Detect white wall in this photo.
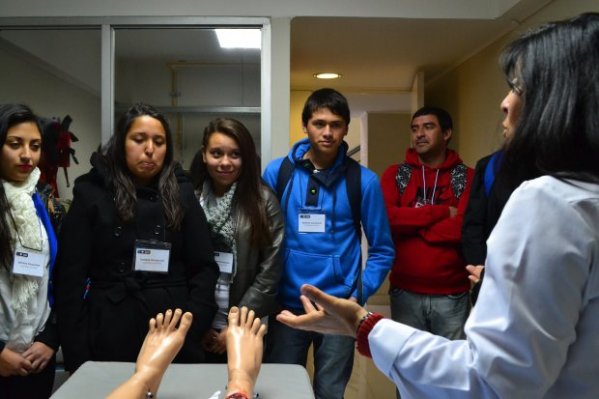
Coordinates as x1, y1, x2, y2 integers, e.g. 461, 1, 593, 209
115, 62, 260, 108
115, 58, 262, 169
0, 40, 101, 200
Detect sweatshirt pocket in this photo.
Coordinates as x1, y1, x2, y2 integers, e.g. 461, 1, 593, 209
284, 249, 352, 298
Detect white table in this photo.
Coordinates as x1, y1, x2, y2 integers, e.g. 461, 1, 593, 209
51, 361, 315, 398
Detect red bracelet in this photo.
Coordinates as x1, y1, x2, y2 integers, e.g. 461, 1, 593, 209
356, 312, 384, 358
225, 392, 250, 399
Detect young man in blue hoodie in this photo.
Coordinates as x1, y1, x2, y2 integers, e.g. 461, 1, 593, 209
262, 88, 394, 399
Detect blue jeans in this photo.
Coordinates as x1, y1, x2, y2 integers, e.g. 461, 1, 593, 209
265, 314, 355, 399
389, 288, 470, 339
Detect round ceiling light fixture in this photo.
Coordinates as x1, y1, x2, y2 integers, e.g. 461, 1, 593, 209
314, 72, 342, 79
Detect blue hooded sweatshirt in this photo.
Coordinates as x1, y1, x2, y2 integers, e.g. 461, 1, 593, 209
263, 138, 394, 310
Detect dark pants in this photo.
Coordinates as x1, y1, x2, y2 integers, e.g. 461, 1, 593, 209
203, 349, 227, 364
265, 315, 355, 399
0, 355, 56, 399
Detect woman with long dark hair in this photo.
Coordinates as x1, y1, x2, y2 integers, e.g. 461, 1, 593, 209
0, 104, 59, 398
277, 13, 599, 398
54, 103, 219, 372
189, 117, 283, 362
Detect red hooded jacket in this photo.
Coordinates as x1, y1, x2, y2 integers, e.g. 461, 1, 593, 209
381, 148, 473, 294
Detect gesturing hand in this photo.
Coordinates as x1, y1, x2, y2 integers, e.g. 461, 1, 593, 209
276, 284, 369, 337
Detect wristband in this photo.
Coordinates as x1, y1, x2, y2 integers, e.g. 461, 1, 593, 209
225, 392, 250, 399
355, 312, 384, 358
356, 311, 373, 332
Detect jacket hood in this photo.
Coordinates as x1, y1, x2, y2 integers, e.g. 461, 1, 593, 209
404, 148, 463, 170
88, 152, 112, 188
288, 138, 349, 167
287, 138, 351, 188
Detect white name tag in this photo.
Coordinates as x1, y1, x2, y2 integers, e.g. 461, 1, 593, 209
214, 251, 234, 274
298, 213, 326, 233
13, 249, 45, 277
134, 247, 170, 273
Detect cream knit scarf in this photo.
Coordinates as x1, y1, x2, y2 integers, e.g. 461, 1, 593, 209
2, 167, 42, 315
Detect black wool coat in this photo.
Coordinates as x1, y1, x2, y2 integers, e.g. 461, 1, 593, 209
54, 155, 218, 372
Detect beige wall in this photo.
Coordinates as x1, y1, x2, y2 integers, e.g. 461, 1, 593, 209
289, 90, 310, 145
426, 0, 599, 167
366, 112, 412, 177
289, 89, 362, 156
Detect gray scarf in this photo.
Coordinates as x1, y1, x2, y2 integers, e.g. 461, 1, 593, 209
200, 181, 238, 273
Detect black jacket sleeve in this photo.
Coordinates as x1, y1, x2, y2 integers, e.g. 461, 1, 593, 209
461, 156, 491, 265
34, 310, 60, 351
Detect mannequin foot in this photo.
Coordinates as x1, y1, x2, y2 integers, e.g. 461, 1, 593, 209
135, 309, 193, 392
225, 306, 266, 397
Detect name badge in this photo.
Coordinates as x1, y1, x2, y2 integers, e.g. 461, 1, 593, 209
13, 249, 45, 277
134, 239, 171, 273
298, 213, 326, 233
214, 251, 234, 274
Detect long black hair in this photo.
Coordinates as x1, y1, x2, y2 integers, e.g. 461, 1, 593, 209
189, 117, 272, 247
102, 103, 184, 230
0, 104, 43, 269
498, 12, 599, 186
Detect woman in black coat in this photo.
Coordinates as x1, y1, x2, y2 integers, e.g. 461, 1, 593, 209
54, 103, 219, 372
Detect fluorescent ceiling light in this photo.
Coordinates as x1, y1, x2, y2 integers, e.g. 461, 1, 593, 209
314, 72, 342, 79
215, 29, 261, 49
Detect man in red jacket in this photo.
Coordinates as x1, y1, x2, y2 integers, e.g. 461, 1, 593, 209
381, 106, 473, 342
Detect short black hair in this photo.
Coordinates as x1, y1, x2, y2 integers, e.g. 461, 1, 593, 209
412, 106, 453, 132
301, 88, 350, 126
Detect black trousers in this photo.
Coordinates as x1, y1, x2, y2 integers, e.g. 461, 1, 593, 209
0, 355, 56, 399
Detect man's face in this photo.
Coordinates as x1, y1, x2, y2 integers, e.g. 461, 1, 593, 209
304, 108, 348, 157
410, 114, 451, 161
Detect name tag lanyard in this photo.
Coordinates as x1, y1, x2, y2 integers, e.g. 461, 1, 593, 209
212, 212, 236, 283
297, 167, 329, 233
417, 168, 439, 207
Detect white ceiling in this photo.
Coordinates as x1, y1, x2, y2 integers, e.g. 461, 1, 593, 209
290, 0, 553, 113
